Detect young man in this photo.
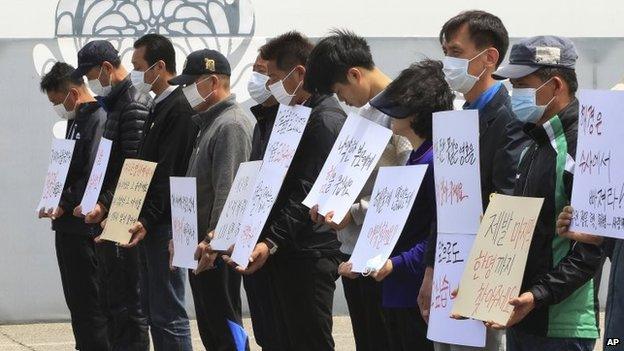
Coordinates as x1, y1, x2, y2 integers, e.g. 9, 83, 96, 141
417, 11, 527, 351
227, 31, 347, 351
243, 53, 285, 350
363, 59, 453, 351
303, 29, 412, 351
39, 62, 109, 350
73, 40, 151, 350
169, 49, 255, 350
492, 36, 602, 351
127, 34, 197, 350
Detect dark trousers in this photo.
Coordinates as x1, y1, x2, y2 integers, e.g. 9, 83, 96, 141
383, 307, 433, 351
55, 231, 109, 351
507, 327, 595, 351
342, 275, 390, 351
269, 254, 340, 351
243, 260, 286, 351
189, 256, 247, 351
139, 225, 192, 351
605, 240, 624, 351
97, 241, 149, 351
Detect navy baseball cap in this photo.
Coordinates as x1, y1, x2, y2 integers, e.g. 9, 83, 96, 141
493, 36, 578, 80
369, 89, 411, 119
169, 49, 231, 85
72, 40, 119, 79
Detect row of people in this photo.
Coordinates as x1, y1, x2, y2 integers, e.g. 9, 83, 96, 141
37, 9, 620, 351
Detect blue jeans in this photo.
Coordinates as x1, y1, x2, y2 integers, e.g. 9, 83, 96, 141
139, 225, 192, 351
605, 240, 624, 350
507, 327, 595, 351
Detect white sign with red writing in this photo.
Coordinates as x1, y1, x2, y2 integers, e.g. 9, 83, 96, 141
427, 233, 486, 347
303, 112, 393, 224
36, 138, 76, 212
170, 177, 198, 270
433, 110, 482, 235
571, 89, 624, 239
348, 165, 428, 273
79, 138, 112, 215
262, 104, 311, 170
452, 194, 543, 325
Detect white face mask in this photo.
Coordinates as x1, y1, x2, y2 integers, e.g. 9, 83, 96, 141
247, 71, 272, 104
53, 91, 76, 120
268, 67, 302, 106
88, 66, 112, 97
183, 77, 214, 109
442, 49, 488, 94
511, 78, 556, 124
130, 62, 159, 94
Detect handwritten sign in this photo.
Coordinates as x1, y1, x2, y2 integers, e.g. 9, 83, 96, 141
303, 112, 393, 224
433, 110, 482, 234
452, 194, 543, 325
169, 177, 198, 269
263, 104, 311, 170
100, 159, 157, 244
36, 138, 76, 212
348, 165, 428, 273
230, 165, 287, 268
570, 90, 624, 239
427, 233, 486, 347
79, 138, 112, 215
211, 160, 262, 251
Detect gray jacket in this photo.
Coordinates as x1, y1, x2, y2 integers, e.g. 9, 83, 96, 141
186, 94, 255, 239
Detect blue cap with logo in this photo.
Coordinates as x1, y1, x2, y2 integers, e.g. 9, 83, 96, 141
493, 35, 578, 80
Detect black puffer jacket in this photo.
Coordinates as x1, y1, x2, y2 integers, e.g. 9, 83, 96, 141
98, 76, 152, 209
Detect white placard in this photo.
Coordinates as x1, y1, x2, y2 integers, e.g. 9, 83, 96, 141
427, 233, 486, 347
348, 165, 428, 273
170, 177, 198, 270
263, 104, 311, 170
570, 89, 624, 239
433, 110, 482, 235
36, 138, 76, 212
303, 112, 393, 224
211, 160, 262, 251
230, 166, 287, 268
79, 138, 112, 215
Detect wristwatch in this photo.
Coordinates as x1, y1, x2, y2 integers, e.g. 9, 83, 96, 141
263, 238, 278, 255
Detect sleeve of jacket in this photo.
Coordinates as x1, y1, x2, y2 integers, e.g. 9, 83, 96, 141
492, 117, 527, 196
529, 241, 602, 307
391, 238, 429, 276
424, 220, 438, 268
139, 106, 195, 234
59, 137, 88, 212
262, 111, 343, 250
207, 121, 252, 234
98, 101, 149, 209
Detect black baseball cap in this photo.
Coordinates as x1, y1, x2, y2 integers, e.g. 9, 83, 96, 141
72, 40, 119, 79
493, 36, 578, 80
369, 89, 411, 119
168, 49, 231, 85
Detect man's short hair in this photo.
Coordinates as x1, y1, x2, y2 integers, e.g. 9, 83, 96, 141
40, 62, 84, 93
134, 34, 176, 74
304, 29, 374, 95
440, 10, 509, 66
535, 67, 578, 95
259, 31, 314, 72
384, 60, 454, 139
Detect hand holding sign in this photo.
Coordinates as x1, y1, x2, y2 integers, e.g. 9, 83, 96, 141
451, 194, 544, 326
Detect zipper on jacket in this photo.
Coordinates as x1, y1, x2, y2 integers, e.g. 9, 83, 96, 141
522, 144, 539, 196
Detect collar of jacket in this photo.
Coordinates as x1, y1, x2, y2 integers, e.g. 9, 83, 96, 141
250, 103, 279, 124
75, 101, 101, 122
477, 84, 511, 129
101, 75, 132, 110
524, 98, 579, 145
191, 94, 237, 129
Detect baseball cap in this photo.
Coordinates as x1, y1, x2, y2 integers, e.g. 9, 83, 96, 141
72, 40, 119, 79
168, 49, 231, 85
